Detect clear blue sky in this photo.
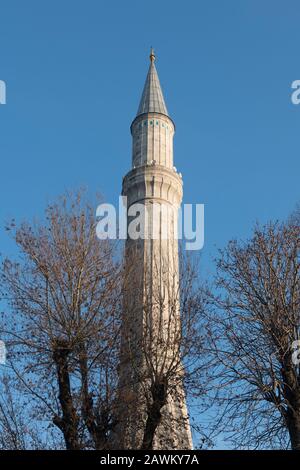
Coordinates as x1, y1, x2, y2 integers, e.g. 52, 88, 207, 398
0, 0, 299, 448
1, 0, 299, 271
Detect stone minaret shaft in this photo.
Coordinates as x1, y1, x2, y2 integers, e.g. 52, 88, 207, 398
118, 50, 193, 450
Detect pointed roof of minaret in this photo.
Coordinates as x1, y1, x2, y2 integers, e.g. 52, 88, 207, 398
136, 48, 169, 117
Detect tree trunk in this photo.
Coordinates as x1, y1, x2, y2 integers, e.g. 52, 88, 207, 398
287, 411, 300, 450
282, 361, 300, 450
78, 344, 110, 450
140, 379, 167, 450
53, 342, 80, 450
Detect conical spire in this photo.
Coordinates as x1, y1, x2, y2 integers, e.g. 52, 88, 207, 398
136, 48, 169, 117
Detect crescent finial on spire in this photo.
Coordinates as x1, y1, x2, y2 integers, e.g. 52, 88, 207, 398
150, 47, 155, 63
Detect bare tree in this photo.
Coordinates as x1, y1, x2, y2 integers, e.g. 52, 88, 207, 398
207, 221, 300, 449
0, 191, 211, 450
0, 191, 122, 449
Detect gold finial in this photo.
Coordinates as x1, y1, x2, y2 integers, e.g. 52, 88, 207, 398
150, 47, 155, 63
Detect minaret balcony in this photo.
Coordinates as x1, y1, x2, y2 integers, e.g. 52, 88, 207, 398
122, 164, 183, 207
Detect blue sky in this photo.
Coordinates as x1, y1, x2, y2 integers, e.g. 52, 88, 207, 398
1, 0, 300, 271
0, 0, 299, 449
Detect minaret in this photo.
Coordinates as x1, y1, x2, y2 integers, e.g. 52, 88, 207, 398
117, 49, 193, 450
